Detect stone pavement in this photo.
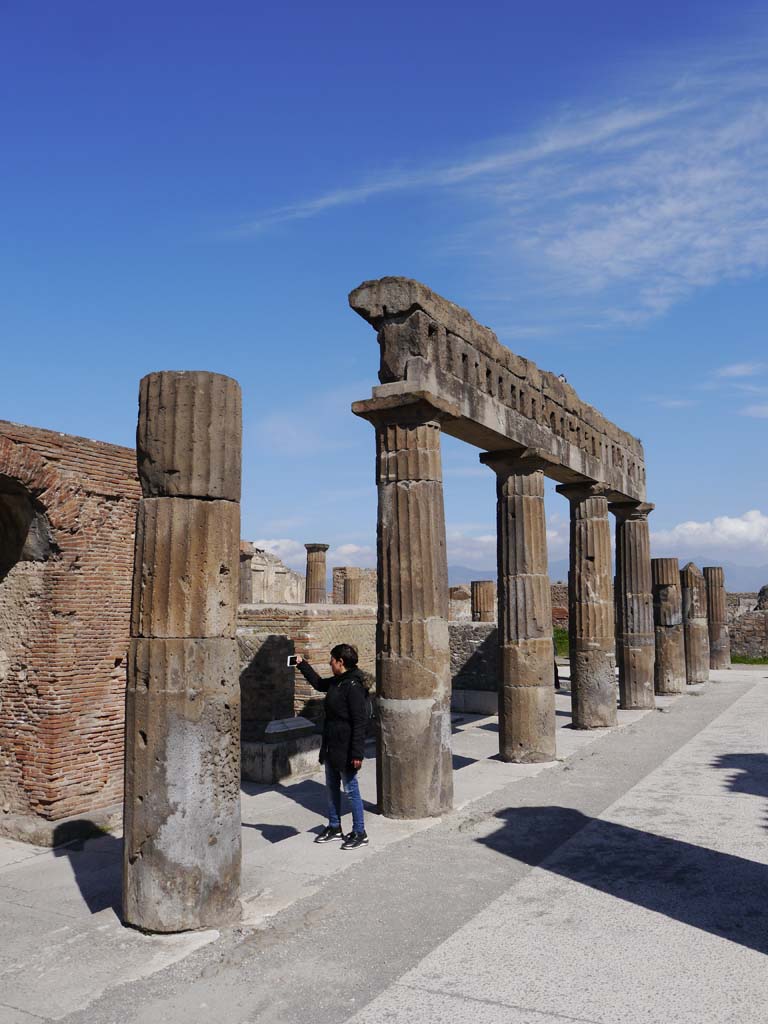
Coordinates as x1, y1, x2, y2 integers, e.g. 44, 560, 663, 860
0, 668, 765, 1023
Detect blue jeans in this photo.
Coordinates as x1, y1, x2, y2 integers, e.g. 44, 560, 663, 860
325, 762, 365, 833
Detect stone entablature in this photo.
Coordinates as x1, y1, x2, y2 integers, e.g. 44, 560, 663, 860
350, 277, 646, 502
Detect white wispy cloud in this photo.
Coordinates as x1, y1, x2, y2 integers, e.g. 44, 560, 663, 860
646, 397, 699, 409
652, 509, 768, 555
742, 404, 768, 418
715, 362, 767, 378
233, 50, 768, 323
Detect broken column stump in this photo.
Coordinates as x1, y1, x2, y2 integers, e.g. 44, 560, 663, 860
471, 580, 496, 622
557, 483, 617, 729
481, 452, 556, 762
123, 370, 242, 933
704, 566, 731, 669
343, 568, 362, 605
651, 557, 687, 694
304, 543, 329, 604
680, 562, 710, 684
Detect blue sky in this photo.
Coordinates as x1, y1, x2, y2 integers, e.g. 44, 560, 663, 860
2, 2, 766, 581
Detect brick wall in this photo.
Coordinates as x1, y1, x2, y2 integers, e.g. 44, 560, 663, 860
0, 421, 140, 824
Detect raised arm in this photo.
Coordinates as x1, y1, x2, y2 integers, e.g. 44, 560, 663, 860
296, 657, 331, 693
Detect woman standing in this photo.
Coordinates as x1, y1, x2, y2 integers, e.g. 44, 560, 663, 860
296, 643, 368, 849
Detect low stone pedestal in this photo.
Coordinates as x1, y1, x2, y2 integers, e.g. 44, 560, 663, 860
241, 717, 321, 784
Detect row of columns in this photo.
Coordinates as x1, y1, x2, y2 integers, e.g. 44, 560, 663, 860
355, 399, 731, 820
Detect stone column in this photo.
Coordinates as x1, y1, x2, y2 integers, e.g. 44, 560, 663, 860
304, 543, 329, 604
704, 566, 731, 669
651, 557, 687, 694
556, 483, 617, 729
354, 399, 452, 818
343, 568, 362, 605
239, 542, 254, 604
471, 580, 496, 622
481, 452, 555, 762
610, 502, 655, 710
124, 371, 242, 933
680, 563, 710, 683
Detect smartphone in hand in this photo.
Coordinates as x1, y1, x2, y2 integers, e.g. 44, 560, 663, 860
287, 655, 299, 667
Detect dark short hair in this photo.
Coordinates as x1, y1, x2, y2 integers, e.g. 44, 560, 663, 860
330, 643, 358, 669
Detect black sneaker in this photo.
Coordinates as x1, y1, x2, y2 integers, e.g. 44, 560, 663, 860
341, 830, 369, 850
315, 825, 345, 844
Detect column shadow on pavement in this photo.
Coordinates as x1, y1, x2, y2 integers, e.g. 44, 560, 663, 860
712, 752, 768, 830
52, 823, 122, 916
477, 805, 768, 956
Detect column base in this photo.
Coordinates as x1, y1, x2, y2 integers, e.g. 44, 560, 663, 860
499, 684, 556, 762
377, 697, 453, 818
571, 649, 618, 728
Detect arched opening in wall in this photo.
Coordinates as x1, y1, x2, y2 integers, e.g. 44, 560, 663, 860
0, 475, 56, 582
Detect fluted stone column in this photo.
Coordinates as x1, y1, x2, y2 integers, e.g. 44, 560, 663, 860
354, 400, 452, 818
481, 452, 555, 762
124, 371, 242, 933
557, 483, 617, 729
651, 557, 687, 694
471, 580, 496, 622
610, 502, 655, 710
304, 544, 329, 604
704, 566, 731, 669
239, 542, 254, 604
680, 563, 710, 683
343, 568, 362, 605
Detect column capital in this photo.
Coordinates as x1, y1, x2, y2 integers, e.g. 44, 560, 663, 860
304, 543, 330, 553
352, 392, 459, 429
555, 480, 609, 502
608, 500, 655, 522
480, 447, 557, 477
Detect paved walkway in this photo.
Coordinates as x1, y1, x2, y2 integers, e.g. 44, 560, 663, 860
0, 668, 765, 1023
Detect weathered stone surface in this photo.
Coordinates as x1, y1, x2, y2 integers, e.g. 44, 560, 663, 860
610, 502, 655, 710
680, 562, 709, 684
350, 277, 646, 503
304, 543, 329, 604
353, 400, 453, 818
137, 371, 242, 500
131, 498, 240, 639
470, 580, 496, 622
704, 566, 731, 669
756, 585, 768, 611
482, 453, 555, 761
123, 637, 241, 933
651, 557, 687, 694
557, 483, 617, 729
125, 368, 242, 934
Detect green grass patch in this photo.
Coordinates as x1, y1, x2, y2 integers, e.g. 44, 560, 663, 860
553, 626, 569, 658
732, 654, 768, 665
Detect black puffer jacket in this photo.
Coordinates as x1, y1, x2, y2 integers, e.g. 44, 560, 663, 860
297, 661, 367, 773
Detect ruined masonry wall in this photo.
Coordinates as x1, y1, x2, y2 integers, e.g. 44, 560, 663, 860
332, 567, 378, 605
728, 612, 768, 659
0, 421, 140, 823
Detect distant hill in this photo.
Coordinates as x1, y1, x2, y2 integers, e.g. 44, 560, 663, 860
448, 559, 768, 592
